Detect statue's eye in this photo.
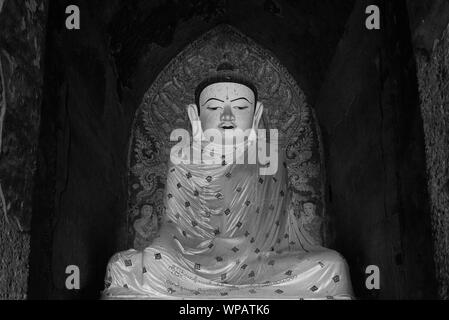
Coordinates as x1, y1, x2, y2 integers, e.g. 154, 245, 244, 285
236, 106, 249, 110
207, 106, 220, 111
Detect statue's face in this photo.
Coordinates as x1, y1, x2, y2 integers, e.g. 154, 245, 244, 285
198, 82, 256, 134
303, 202, 316, 217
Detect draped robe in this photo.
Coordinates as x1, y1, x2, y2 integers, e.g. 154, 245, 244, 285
103, 142, 354, 300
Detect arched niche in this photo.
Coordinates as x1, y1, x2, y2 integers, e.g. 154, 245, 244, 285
127, 25, 326, 249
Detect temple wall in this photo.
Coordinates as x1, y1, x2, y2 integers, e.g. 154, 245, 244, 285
0, 0, 47, 299
315, 0, 437, 299
415, 26, 449, 300
28, 0, 128, 299
407, 0, 449, 300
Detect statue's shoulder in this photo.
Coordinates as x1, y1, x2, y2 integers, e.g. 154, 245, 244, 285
107, 249, 140, 267
166, 158, 188, 174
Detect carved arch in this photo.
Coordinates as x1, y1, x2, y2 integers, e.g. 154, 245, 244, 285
127, 25, 326, 249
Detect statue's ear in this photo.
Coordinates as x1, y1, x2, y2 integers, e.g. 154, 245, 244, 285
187, 103, 199, 122
253, 102, 264, 129
187, 104, 202, 141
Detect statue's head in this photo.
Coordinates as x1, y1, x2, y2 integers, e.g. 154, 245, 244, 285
187, 63, 264, 142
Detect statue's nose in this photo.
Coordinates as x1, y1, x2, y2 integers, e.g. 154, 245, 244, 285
221, 105, 235, 122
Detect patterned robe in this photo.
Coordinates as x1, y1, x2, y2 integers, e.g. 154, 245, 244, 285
103, 144, 354, 299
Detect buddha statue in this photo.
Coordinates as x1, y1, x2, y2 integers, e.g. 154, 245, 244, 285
102, 64, 354, 300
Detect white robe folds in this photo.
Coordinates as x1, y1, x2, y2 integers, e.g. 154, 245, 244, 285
103, 145, 354, 300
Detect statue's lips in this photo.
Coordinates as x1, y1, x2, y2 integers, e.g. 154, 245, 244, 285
218, 123, 236, 130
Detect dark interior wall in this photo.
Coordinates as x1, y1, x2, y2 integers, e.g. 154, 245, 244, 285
414, 25, 449, 300
406, 0, 449, 53
29, 0, 128, 299
28, 0, 438, 300
406, 0, 449, 300
415, 27, 449, 300
315, 0, 437, 299
0, 0, 48, 299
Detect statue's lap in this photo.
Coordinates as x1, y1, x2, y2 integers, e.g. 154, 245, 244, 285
104, 244, 353, 299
